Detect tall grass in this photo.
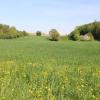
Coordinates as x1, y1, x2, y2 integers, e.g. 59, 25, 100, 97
0, 36, 100, 100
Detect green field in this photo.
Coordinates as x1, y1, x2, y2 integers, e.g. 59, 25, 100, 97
0, 36, 100, 100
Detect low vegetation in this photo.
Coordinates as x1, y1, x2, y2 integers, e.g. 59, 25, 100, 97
0, 37, 100, 100
60, 35, 69, 41
0, 21, 100, 99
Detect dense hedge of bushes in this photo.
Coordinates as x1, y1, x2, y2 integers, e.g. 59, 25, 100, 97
69, 21, 100, 41
0, 24, 28, 39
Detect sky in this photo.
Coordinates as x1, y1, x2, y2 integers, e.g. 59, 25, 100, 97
0, 0, 100, 35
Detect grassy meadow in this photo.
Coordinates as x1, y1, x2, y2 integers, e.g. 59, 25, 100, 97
0, 36, 100, 100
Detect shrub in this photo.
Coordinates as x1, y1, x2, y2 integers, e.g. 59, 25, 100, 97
49, 29, 60, 41
36, 31, 42, 36
74, 33, 80, 41
60, 35, 68, 41
69, 29, 80, 41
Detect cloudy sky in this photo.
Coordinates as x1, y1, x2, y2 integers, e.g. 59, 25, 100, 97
0, 0, 100, 35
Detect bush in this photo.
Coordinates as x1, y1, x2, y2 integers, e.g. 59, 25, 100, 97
60, 35, 68, 41
36, 31, 42, 36
73, 33, 80, 41
69, 29, 80, 41
49, 29, 60, 41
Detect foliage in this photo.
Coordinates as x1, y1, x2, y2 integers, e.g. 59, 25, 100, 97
69, 29, 80, 41
49, 29, 60, 41
0, 37, 100, 100
0, 24, 28, 39
60, 35, 69, 41
36, 31, 42, 36
69, 21, 100, 41
73, 33, 80, 41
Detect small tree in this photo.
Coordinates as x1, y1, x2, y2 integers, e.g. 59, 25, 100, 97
36, 31, 42, 36
0, 29, 4, 39
73, 33, 80, 41
69, 29, 80, 41
49, 29, 60, 41
7, 26, 17, 38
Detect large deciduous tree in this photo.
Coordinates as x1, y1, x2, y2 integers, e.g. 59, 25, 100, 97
49, 29, 60, 41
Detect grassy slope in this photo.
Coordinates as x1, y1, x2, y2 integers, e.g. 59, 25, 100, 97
0, 36, 100, 100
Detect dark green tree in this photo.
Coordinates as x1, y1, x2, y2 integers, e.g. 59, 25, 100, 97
36, 31, 42, 36
49, 29, 60, 41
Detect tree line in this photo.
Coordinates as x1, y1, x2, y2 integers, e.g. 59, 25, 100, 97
0, 21, 100, 41
69, 21, 100, 41
36, 21, 100, 41
0, 24, 28, 39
